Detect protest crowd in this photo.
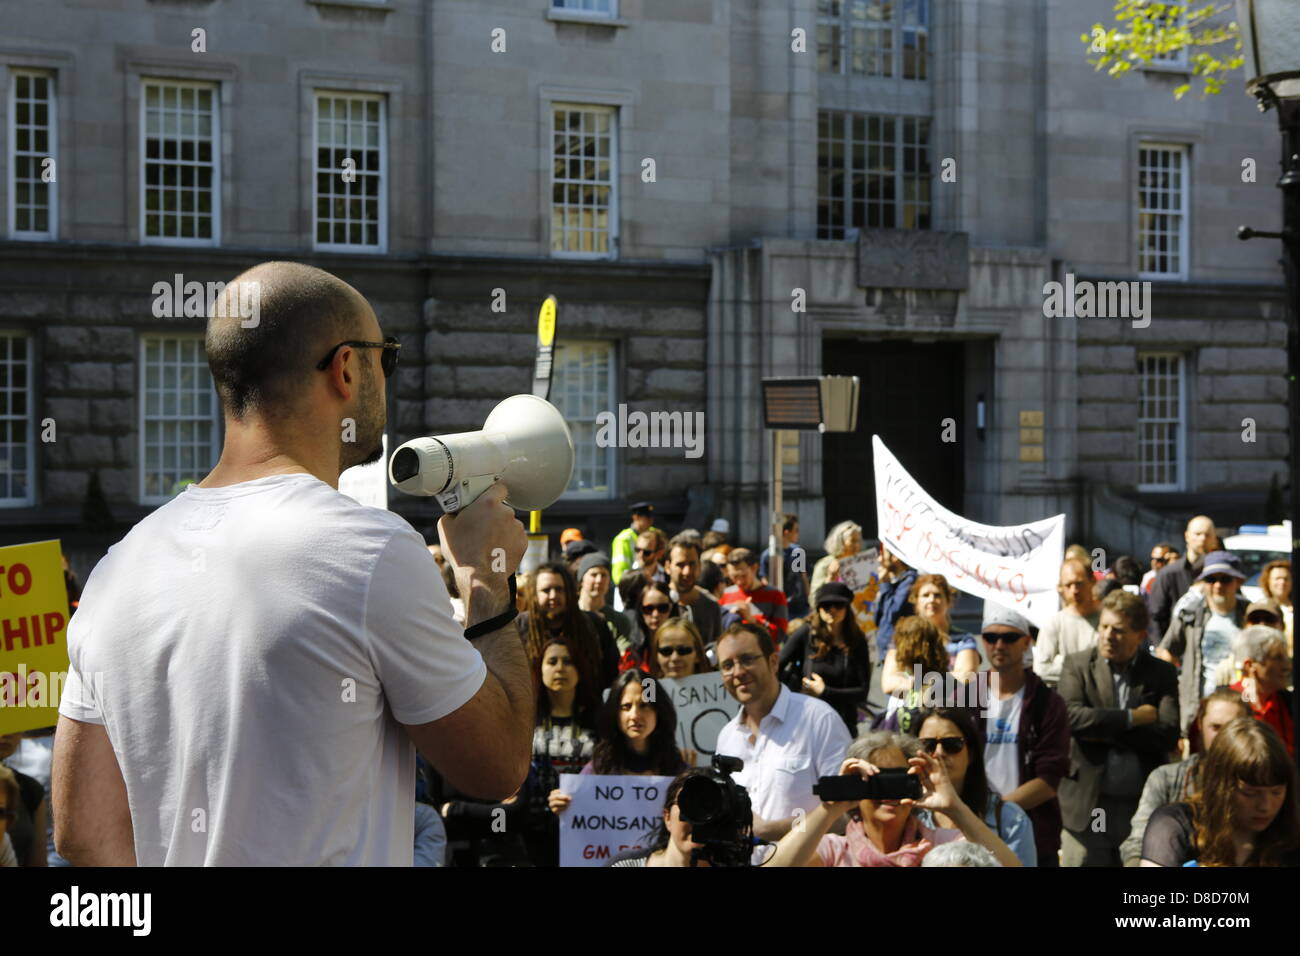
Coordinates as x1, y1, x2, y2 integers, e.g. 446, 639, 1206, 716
4, 500, 1298, 869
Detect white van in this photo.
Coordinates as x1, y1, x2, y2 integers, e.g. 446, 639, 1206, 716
1222, 521, 1291, 603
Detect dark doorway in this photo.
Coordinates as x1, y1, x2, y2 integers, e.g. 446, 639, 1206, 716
822, 338, 965, 538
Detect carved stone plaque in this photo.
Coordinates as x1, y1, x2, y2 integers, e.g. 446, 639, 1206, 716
856, 229, 969, 291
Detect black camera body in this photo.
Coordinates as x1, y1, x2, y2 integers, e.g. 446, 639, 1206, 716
675, 754, 755, 867
813, 767, 921, 802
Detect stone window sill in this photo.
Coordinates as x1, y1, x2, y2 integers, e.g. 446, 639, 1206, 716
546, 9, 628, 28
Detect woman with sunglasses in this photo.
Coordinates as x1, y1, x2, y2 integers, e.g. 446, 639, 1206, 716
779, 582, 872, 735
648, 618, 714, 680
547, 670, 690, 815
910, 707, 1037, 866
618, 576, 681, 672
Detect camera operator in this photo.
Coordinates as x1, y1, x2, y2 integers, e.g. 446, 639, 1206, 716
52, 262, 533, 866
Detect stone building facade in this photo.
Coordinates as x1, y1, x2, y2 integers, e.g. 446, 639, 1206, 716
0, 0, 1287, 579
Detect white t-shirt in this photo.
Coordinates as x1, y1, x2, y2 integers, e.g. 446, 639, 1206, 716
58, 473, 485, 866
983, 688, 1025, 798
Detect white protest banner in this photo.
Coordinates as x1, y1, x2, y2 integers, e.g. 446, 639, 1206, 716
872, 435, 1064, 630
558, 773, 673, 867
338, 434, 389, 509
657, 671, 732, 767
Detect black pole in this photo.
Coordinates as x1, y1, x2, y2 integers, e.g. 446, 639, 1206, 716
1275, 95, 1300, 763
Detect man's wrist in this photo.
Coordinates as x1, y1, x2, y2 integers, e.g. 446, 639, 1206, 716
464, 578, 514, 627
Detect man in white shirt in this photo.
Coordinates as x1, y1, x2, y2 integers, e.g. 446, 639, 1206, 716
714, 622, 850, 843
1033, 558, 1101, 686
52, 262, 532, 866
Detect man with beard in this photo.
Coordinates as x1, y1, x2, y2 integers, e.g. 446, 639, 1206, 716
1157, 551, 1251, 737
52, 262, 532, 866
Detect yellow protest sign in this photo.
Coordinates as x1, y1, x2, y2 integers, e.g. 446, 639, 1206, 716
0, 539, 71, 734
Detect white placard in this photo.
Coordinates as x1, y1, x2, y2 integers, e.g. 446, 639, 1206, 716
657, 671, 732, 767
557, 773, 674, 867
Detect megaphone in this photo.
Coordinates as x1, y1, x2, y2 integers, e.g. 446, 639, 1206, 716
388, 394, 576, 513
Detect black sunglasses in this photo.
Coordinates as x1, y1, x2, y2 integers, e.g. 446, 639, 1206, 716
919, 736, 966, 755
636, 547, 658, 556
642, 603, 672, 614
657, 644, 695, 657
982, 631, 1024, 644
316, 336, 401, 378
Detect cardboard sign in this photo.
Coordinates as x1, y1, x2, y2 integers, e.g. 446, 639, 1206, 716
835, 551, 881, 642
339, 434, 389, 509
557, 772, 674, 866
657, 671, 732, 767
0, 540, 71, 733
872, 435, 1064, 629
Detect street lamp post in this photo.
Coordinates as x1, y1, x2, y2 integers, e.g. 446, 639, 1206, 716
1236, 0, 1300, 761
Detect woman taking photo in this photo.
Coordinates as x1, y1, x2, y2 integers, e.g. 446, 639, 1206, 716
780, 731, 1022, 867
909, 707, 1037, 866
779, 582, 873, 735
1141, 717, 1300, 866
911, 573, 980, 679
518, 561, 620, 689
648, 618, 715, 680
548, 669, 690, 815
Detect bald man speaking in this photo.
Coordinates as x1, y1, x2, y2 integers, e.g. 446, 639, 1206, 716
51, 262, 532, 865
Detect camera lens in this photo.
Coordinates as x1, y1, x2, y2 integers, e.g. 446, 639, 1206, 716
678, 775, 726, 825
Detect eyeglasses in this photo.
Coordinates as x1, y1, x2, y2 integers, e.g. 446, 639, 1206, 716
642, 603, 672, 614
657, 644, 695, 657
719, 653, 763, 674
1203, 575, 1236, 586
818, 603, 848, 612
636, 548, 658, 556
316, 336, 402, 378
918, 736, 966, 755
982, 631, 1024, 644
1151, 556, 1168, 566
1248, 614, 1282, 626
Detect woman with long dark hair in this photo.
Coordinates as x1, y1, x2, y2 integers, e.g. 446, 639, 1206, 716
910, 707, 1037, 866
1142, 717, 1300, 866
547, 670, 689, 815
518, 561, 619, 689
779, 582, 872, 735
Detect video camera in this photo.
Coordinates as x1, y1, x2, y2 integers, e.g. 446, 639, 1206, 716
676, 754, 757, 867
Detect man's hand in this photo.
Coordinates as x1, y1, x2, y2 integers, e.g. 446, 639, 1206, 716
438, 481, 527, 625
733, 600, 755, 622
1131, 704, 1158, 727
